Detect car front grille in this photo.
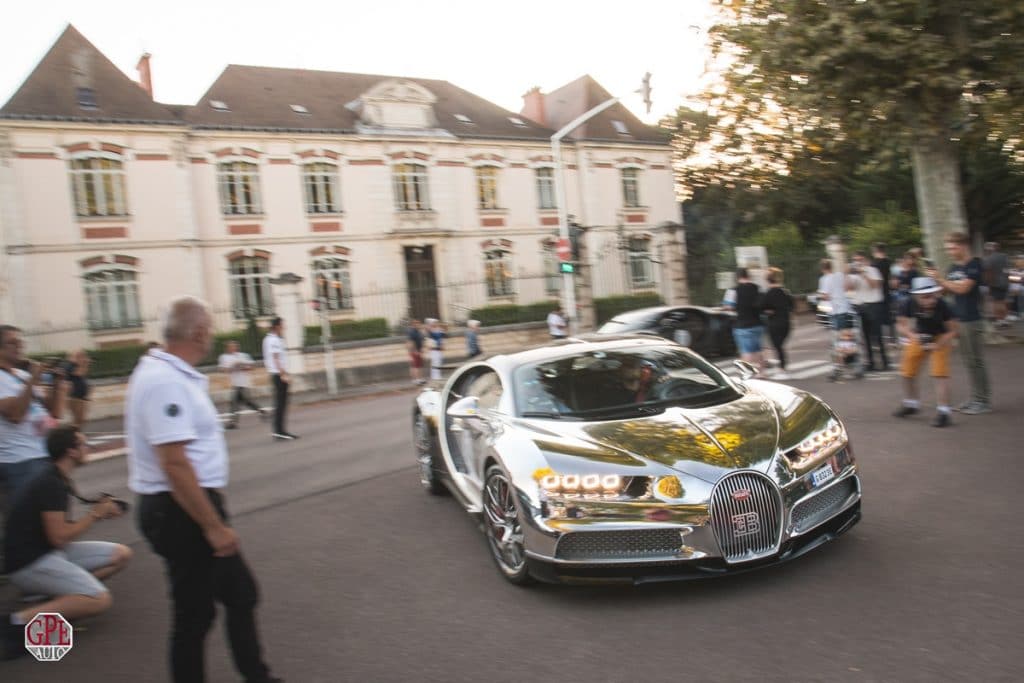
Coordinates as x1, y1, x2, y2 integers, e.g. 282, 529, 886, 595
709, 472, 783, 563
791, 477, 858, 535
555, 529, 684, 561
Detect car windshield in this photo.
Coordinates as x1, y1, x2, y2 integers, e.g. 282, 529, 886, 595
514, 345, 739, 418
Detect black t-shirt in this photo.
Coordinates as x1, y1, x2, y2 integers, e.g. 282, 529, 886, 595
898, 297, 953, 337
761, 287, 793, 327
3, 464, 68, 573
947, 257, 983, 322
62, 361, 90, 400
896, 267, 919, 293
734, 282, 762, 329
873, 257, 892, 300
407, 327, 424, 352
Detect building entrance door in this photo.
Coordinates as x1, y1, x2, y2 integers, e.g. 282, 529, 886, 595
404, 245, 439, 321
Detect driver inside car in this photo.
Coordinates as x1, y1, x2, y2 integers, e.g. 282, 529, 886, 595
614, 357, 661, 404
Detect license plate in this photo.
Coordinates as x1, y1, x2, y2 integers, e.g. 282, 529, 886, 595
811, 464, 835, 487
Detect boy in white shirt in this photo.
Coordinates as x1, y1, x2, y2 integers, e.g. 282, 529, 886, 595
217, 341, 266, 429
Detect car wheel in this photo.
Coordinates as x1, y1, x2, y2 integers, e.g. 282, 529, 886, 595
482, 464, 533, 585
414, 411, 446, 496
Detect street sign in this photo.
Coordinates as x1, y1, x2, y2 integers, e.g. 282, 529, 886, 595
555, 237, 571, 262
559, 261, 575, 274
24, 612, 73, 662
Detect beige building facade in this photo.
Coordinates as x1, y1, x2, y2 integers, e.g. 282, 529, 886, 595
0, 26, 683, 352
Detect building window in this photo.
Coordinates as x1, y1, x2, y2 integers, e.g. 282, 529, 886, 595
312, 257, 353, 311
392, 163, 430, 211
542, 243, 562, 294
228, 256, 273, 318
621, 167, 641, 208
628, 237, 654, 288
218, 161, 262, 215
69, 156, 128, 217
83, 268, 141, 330
536, 167, 557, 210
484, 249, 515, 298
476, 166, 500, 210
303, 162, 340, 214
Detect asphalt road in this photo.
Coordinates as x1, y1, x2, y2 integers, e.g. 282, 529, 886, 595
4, 321, 1023, 682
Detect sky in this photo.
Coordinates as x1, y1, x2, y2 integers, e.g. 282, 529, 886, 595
1, 0, 717, 123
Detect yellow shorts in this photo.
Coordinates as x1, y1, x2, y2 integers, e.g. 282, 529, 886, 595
900, 341, 950, 378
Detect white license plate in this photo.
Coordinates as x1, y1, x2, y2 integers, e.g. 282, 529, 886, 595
811, 464, 835, 487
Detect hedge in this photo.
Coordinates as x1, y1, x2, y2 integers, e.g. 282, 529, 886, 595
303, 317, 389, 346
594, 293, 664, 324
468, 300, 558, 327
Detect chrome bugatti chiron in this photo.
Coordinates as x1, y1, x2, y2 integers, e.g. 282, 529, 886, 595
413, 335, 861, 585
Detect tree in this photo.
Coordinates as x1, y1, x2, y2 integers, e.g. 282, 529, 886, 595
708, 0, 1024, 266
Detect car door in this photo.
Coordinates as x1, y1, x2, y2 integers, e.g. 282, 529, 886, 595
446, 369, 504, 492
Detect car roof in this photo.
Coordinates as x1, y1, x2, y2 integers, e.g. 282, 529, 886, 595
601, 305, 730, 326
484, 333, 691, 373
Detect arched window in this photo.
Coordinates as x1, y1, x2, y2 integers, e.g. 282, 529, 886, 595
228, 255, 273, 318
303, 162, 341, 214
535, 167, 557, 210
392, 163, 430, 211
83, 267, 141, 330
218, 161, 262, 215
69, 154, 128, 217
311, 257, 353, 311
484, 248, 514, 298
475, 165, 500, 210
621, 167, 641, 208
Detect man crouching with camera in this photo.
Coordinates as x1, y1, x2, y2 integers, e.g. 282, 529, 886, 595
892, 277, 959, 428
2, 424, 132, 660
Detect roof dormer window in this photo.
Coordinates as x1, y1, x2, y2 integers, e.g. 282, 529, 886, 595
508, 116, 527, 127
290, 104, 310, 115
77, 87, 98, 109
210, 100, 230, 112
454, 114, 473, 124
612, 120, 630, 135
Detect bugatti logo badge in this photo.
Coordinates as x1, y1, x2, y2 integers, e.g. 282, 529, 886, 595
731, 511, 760, 536
732, 488, 752, 501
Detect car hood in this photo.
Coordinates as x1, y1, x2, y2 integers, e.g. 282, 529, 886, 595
522, 384, 833, 484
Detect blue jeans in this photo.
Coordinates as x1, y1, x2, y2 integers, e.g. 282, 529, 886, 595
733, 326, 764, 354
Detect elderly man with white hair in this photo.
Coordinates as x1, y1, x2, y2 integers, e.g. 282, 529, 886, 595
125, 296, 281, 683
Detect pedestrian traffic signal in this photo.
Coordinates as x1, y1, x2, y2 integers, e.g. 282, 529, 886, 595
560, 261, 575, 274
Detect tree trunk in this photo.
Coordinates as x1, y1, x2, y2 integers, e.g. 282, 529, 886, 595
910, 134, 969, 270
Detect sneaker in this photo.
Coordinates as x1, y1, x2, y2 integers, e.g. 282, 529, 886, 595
272, 433, 295, 440
284, 432, 300, 440
773, 371, 791, 380
960, 403, 992, 415
955, 400, 975, 412
893, 405, 919, 418
931, 412, 952, 428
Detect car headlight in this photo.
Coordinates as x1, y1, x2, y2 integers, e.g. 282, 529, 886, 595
793, 418, 847, 461
538, 472, 624, 495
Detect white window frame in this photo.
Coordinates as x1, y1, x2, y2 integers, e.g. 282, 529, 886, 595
69, 152, 128, 217
535, 167, 557, 210
228, 256, 274, 319
392, 162, 430, 211
621, 167, 641, 208
475, 165, 500, 210
628, 237, 655, 288
83, 266, 141, 330
302, 162, 341, 214
311, 257, 354, 311
484, 248, 515, 298
218, 161, 263, 215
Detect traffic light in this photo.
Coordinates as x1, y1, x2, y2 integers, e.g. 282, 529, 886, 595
569, 221, 584, 261
559, 261, 575, 274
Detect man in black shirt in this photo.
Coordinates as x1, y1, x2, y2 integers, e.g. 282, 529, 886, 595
2, 425, 132, 660
730, 268, 765, 373
892, 278, 958, 428
872, 243, 894, 341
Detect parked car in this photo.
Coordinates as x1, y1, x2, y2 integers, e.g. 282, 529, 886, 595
596, 305, 737, 357
413, 335, 862, 585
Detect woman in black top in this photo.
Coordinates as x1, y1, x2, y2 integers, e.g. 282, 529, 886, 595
62, 350, 91, 429
762, 267, 795, 378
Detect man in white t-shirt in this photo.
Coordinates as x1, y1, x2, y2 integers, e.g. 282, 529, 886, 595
218, 340, 266, 430
547, 307, 568, 339
851, 250, 890, 371
126, 296, 280, 683
262, 317, 296, 440
817, 259, 857, 328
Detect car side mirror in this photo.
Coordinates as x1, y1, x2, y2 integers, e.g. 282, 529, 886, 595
447, 396, 482, 420
733, 360, 757, 380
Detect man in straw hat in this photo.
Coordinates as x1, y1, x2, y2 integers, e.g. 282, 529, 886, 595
892, 277, 958, 428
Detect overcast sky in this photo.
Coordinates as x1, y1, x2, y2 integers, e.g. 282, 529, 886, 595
1, 0, 715, 122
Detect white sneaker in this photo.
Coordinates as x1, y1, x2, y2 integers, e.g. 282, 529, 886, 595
773, 371, 792, 380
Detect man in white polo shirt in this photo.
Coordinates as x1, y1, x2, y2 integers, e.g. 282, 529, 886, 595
126, 296, 280, 683
262, 317, 296, 440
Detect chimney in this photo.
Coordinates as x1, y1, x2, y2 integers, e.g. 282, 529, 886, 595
136, 52, 153, 99
521, 86, 546, 127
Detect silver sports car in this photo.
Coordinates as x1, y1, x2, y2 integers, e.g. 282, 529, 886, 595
413, 335, 861, 585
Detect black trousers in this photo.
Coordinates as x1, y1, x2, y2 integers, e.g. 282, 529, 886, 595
138, 490, 270, 683
271, 374, 289, 434
767, 322, 791, 370
230, 386, 261, 420
857, 302, 890, 369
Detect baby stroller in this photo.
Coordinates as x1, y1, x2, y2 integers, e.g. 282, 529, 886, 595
828, 312, 866, 381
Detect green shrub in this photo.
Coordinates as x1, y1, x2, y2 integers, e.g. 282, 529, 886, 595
303, 317, 389, 346
594, 293, 663, 324
88, 346, 149, 379
468, 300, 558, 326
